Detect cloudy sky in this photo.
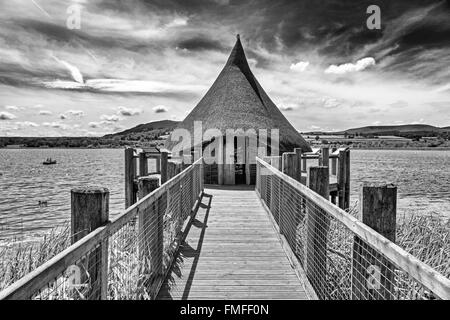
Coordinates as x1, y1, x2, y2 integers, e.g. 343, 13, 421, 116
0, 0, 449, 136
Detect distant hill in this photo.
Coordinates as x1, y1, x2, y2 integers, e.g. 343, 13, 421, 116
306, 124, 449, 137
104, 120, 179, 140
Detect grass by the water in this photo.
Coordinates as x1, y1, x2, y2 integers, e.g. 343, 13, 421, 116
0, 211, 449, 299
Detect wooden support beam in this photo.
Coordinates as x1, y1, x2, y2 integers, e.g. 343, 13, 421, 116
125, 148, 136, 209
137, 176, 160, 291
331, 147, 337, 175
352, 184, 397, 300
71, 187, 109, 300
282, 152, 295, 178
139, 152, 148, 177
306, 166, 330, 299
320, 146, 329, 168
337, 149, 350, 210
161, 151, 168, 184
294, 148, 302, 182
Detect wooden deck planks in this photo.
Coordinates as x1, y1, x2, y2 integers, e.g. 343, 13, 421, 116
157, 185, 311, 300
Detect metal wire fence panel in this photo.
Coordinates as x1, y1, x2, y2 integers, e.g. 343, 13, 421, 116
0, 159, 204, 300
255, 158, 450, 300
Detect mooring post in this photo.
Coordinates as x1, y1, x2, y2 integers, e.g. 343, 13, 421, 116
125, 148, 136, 209
352, 184, 397, 300
71, 187, 109, 300
306, 166, 330, 299
161, 151, 168, 184
139, 151, 148, 177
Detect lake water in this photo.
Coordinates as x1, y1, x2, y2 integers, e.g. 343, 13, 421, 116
0, 149, 448, 241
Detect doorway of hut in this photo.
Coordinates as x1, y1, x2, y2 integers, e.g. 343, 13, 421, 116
234, 136, 246, 184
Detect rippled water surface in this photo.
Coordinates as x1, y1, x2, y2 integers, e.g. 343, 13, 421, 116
0, 148, 448, 240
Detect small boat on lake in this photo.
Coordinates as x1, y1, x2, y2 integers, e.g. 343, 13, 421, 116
43, 158, 57, 165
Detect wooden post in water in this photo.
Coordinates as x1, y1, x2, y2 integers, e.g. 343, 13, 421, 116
352, 184, 397, 300
161, 151, 168, 184
71, 187, 109, 300
125, 148, 136, 209
306, 166, 330, 299
139, 151, 148, 177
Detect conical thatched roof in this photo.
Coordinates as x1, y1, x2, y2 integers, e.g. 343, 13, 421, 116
165, 35, 311, 153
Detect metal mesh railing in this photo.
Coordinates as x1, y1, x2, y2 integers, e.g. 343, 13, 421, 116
256, 158, 450, 300
0, 159, 203, 300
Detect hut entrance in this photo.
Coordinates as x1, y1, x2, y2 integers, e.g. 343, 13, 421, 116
234, 136, 246, 184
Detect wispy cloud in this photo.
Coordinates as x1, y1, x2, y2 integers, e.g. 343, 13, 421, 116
325, 57, 376, 74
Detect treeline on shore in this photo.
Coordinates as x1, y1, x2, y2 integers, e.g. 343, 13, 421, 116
0, 136, 136, 148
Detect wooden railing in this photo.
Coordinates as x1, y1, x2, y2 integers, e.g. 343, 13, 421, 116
263, 146, 350, 209
0, 158, 204, 300
256, 157, 450, 300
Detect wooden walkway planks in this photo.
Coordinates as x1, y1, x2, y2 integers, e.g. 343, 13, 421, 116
157, 185, 312, 300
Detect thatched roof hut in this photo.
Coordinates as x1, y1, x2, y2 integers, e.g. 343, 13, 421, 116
165, 35, 311, 154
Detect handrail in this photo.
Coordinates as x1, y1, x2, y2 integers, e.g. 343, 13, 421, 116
0, 157, 204, 300
256, 157, 450, 300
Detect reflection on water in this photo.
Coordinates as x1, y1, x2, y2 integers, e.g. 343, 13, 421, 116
0, 148, 448, 241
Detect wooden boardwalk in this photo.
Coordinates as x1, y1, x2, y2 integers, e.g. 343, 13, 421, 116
157, 185, 312, 300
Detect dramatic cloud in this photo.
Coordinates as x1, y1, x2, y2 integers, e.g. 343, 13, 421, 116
325, 57, 376, 74
153, 105, 168, 113
5, 105, 19, 111
0, 111, 17, 120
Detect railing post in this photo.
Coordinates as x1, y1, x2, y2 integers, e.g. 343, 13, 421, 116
137, 176, 160, 293
161, 151, 168, 184
125, 148, 136, 209
337, 149, 350, 210
139, 151, 148, 177
331, 147, 337, 175
294, 148, 302, 182
306, 166, 330, 299
352, 184, 397, 300
320, 146, 329, 168
71, 187, 109, 300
